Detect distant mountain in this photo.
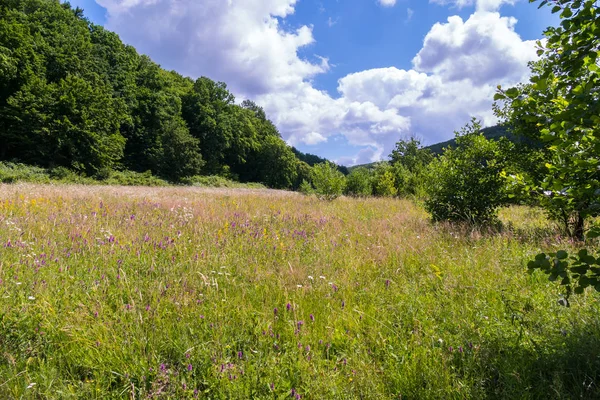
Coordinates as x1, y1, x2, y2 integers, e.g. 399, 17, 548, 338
292, 148, 349, 175
425, 125, 516, 155
348, 124, 531, 171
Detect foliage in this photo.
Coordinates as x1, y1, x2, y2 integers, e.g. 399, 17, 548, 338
344, 167, 373, 197
424, 119, 509, 225
0, 0, 305, 188
527, 244, 600, 306
495, 0, 600, 239
298, 179, 315, 195
388, 138, 432, 197
179, 175, 266, 189
495, 0, 600, 298
311, 162, 346, 200
371, 163, 398, 197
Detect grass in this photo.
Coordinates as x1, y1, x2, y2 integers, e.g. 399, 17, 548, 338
0, 184, 598, 399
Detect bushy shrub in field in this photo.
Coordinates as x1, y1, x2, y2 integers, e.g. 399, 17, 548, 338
372, 163, 397, 197
0, 162, 51, 183
389, 138, 432, 197
104, 170, 169, 186
298, 179, 315, 195
344, 167, 372, 197
180, 175, 265, 189
311, 162, 345, 200
424, 119, 508, 225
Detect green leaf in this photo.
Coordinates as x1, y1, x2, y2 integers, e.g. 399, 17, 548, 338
505, 88, 520, 99
556, 250, 568, 260
560, 7, 573, 18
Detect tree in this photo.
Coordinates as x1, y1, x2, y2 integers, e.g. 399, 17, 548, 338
389, 138, 433, 197
372, 163, 397, 197
311, 162, 346, 201
495, 0, 600, 240
496, 0, 600, 301
344, 167, 373, 197
424, 119, 509, 225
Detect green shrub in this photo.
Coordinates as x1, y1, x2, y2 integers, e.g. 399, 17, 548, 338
104, 170, 168, 186
181, 175, 265, 189
311, 162, 345, 201
424, 120, 508, 225
372, 163, 397, 197
298, 179, 315, 195
344, 167, 372, 197
0, 162, 51, 183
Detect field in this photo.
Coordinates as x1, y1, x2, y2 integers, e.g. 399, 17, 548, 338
0, 184, 599, 399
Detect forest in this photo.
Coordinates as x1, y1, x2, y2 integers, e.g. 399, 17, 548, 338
0, 0, 339, 189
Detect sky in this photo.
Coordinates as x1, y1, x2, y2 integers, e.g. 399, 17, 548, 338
67, 0, 559, 166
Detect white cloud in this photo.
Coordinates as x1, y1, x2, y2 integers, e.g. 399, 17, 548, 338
378, 0, 397, 7
97, 0, 326, 96
96, 0, 538, 165
430, 0, 518, 12
413, 11, 537, 85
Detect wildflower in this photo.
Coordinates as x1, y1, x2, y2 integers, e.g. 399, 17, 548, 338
385, 279, 390, 288
238, 351, 243, 359
341, 300, 345, 309
274, 307, 278, 316
297, 321, 304, 330
307, 275, 314, 280
28, 296, 35, 300
310, 314, 314, 322
187, 364, 193, 372
319, 276, 326, 280
286, 303, 292, 311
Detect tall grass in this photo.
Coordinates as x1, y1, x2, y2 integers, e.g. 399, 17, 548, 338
0, 184, 598, 399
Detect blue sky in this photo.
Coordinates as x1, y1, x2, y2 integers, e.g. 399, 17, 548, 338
68, 0, 558, 165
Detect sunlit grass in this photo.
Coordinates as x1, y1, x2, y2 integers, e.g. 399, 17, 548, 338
0, 184, 598, 399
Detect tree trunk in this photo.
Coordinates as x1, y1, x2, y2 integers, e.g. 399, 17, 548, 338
573, 212, 585, 241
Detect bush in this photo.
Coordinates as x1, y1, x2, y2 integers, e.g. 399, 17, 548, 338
0, 162, 51, 183
311, 162, 345, 200
298, 179, 315, 195
180, 175, 265, 189
424, 120, 508, 225
344, 167, 372, 197
372, 163, 397, 197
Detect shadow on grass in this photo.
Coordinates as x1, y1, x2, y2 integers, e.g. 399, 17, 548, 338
477, 316, 600, 399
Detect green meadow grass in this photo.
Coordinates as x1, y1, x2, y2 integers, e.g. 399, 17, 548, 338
0, 184, 598, 399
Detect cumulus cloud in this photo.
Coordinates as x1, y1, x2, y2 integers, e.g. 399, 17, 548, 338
413, 12, 537, 85
97, 0, 326, 96
96, 0, 538, 165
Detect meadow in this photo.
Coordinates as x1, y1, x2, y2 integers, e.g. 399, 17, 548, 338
0, 184, 598, 399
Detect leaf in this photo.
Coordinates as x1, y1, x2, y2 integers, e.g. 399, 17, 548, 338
556, 250, 568, 260
505, 88, 520, 99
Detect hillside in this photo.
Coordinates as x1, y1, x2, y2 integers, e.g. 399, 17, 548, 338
349, 124, 528, 170
0, 0, 328, 189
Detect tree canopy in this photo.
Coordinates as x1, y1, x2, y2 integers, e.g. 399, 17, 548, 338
0, 0, 310, 188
